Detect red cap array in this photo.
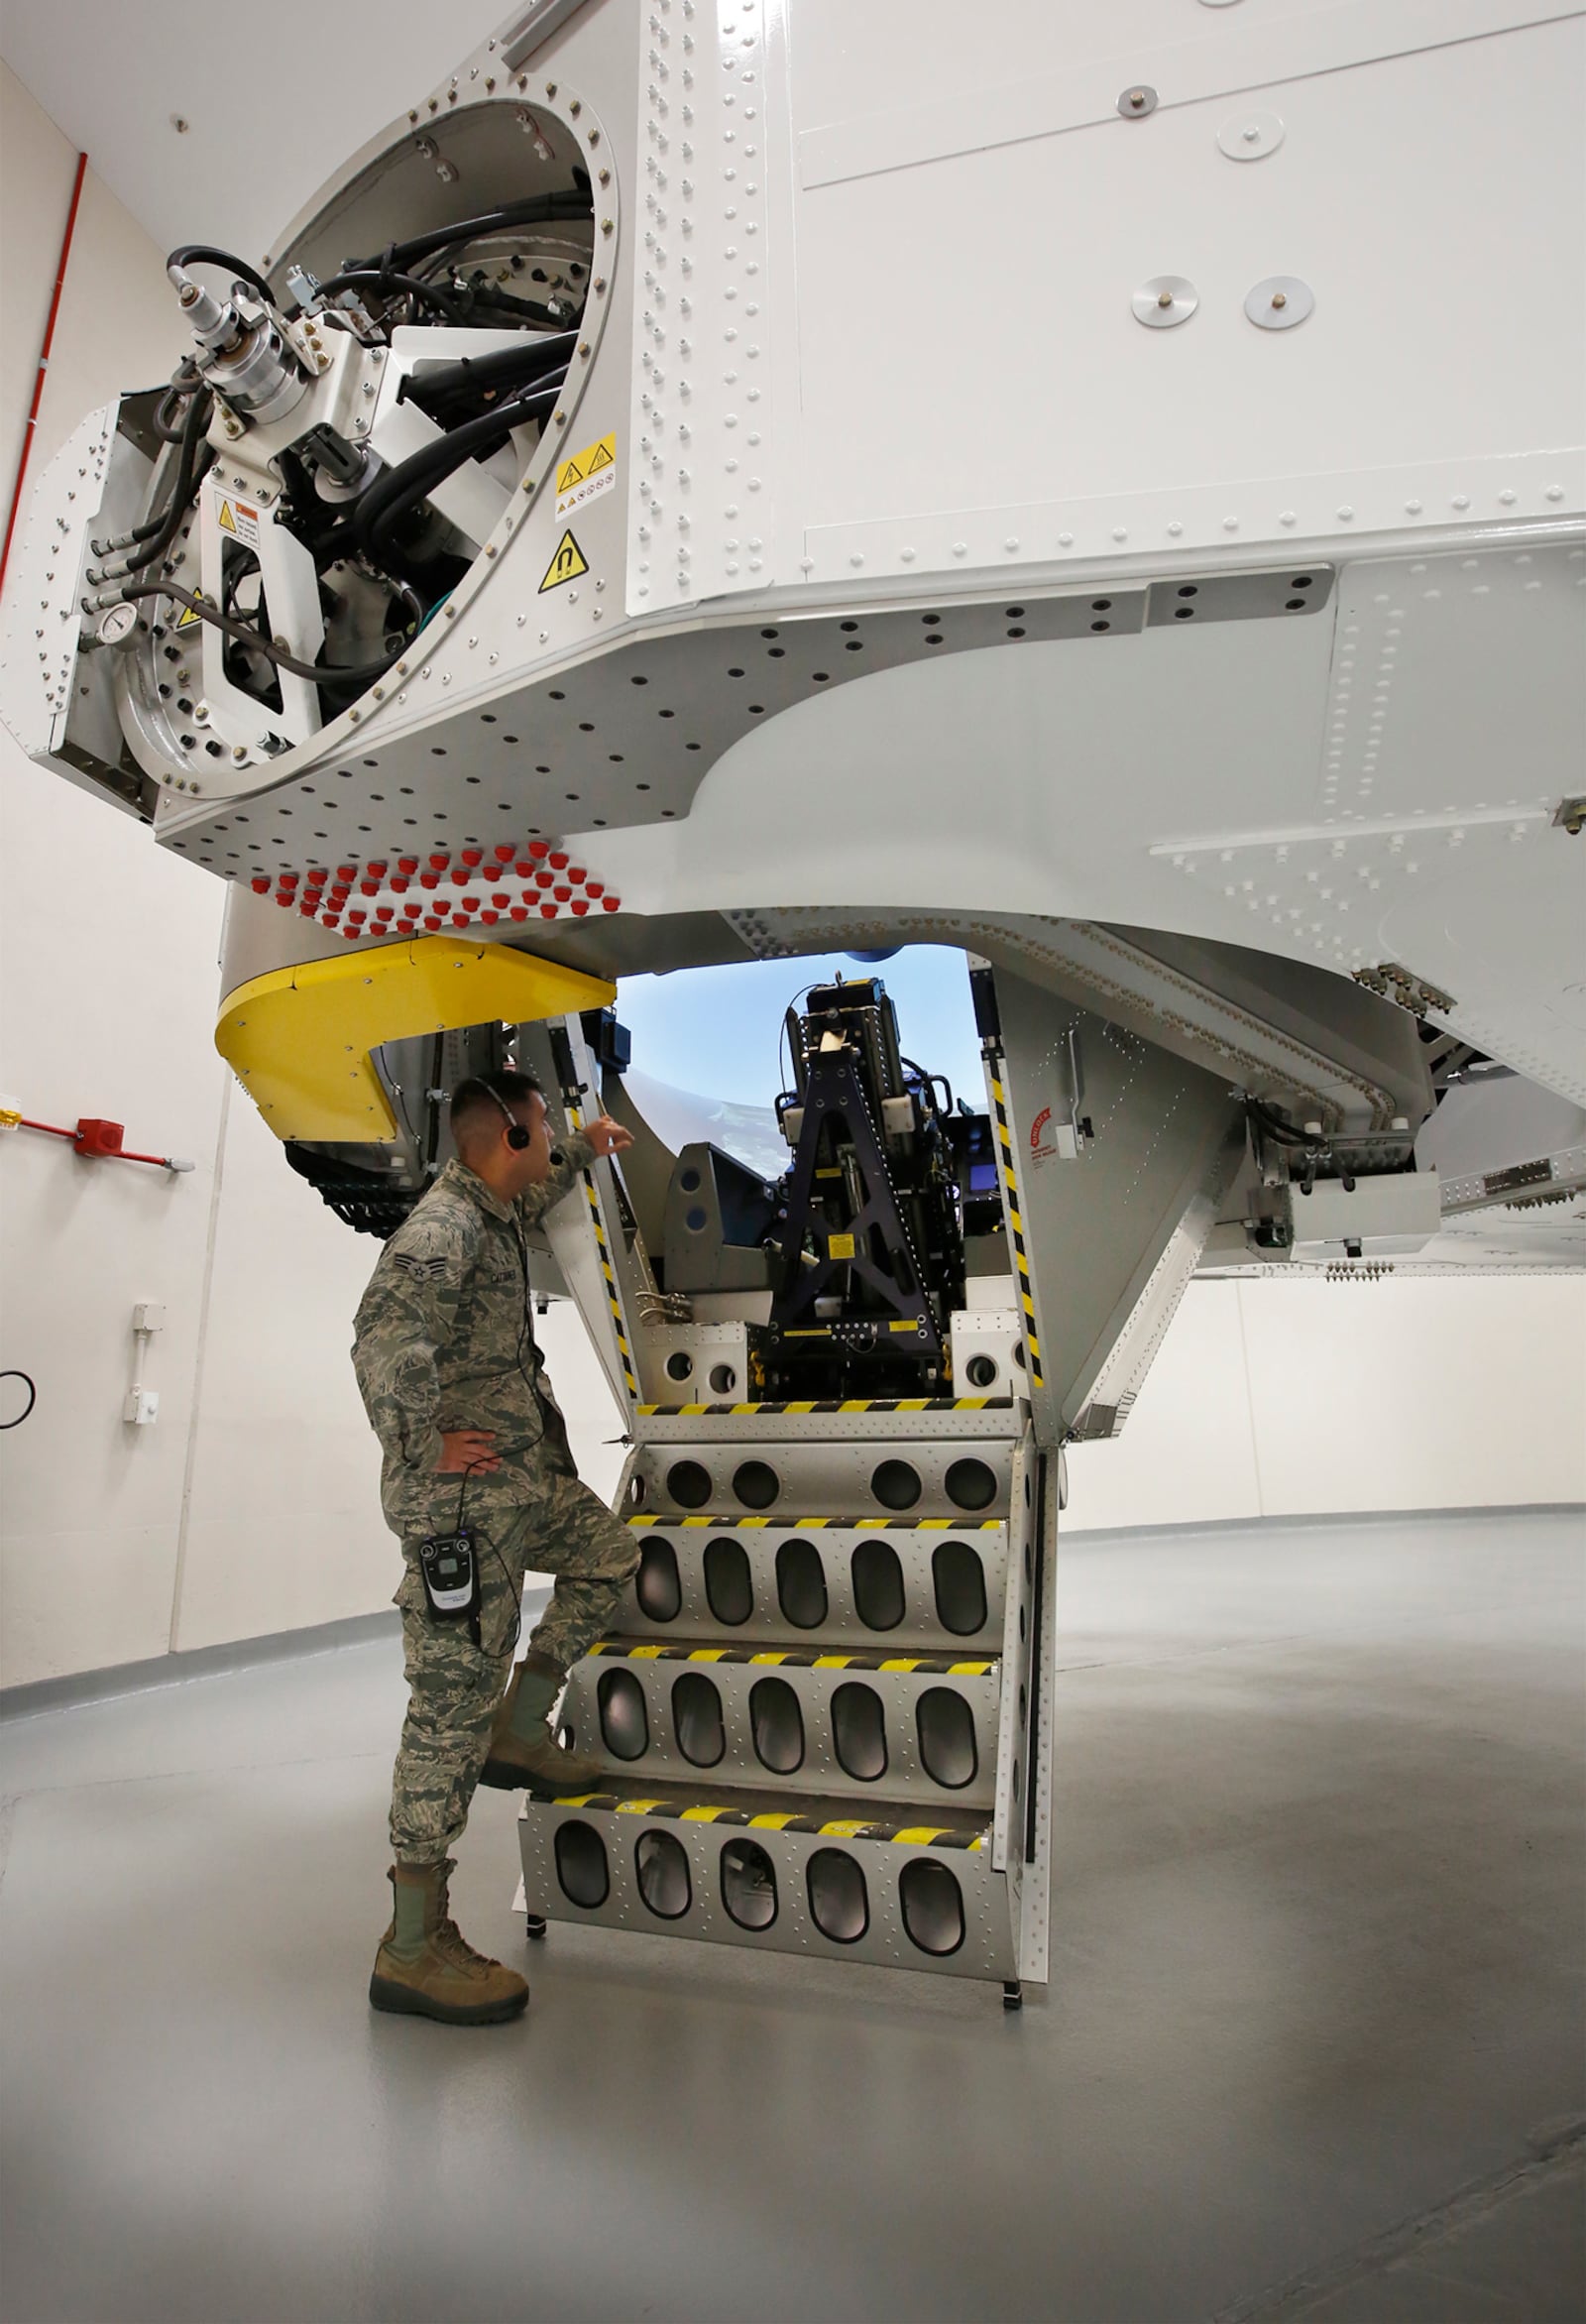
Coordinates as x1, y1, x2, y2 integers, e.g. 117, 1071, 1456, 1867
252, 839, 622, 943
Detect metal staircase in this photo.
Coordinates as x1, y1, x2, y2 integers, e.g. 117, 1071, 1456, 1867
518, 1392, 1049, 2001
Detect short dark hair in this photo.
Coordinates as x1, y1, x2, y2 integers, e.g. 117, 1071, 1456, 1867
450, 1069, 544, 1144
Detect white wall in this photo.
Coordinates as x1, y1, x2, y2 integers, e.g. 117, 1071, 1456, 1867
0, 62, 1579, 1692
0, 66, 389, 1685
1065, 1275, 1586, 1532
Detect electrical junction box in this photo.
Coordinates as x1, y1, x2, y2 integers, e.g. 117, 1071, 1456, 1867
1289, 1172, 1442, 1257
123, 1388, 160, 1427
132, 1304, 166, 1334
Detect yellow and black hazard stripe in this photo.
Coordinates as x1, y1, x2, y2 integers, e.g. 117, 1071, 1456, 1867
547, 1793, 986, 1849
635, 1395, 1014, 1417
988, 1071, 1045, 1388
626, 1514, 1004, 1532
565, 1096, 639, 1402
587, 1641, 995, 1675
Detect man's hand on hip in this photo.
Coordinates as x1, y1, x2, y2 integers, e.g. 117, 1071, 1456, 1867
436, 1430, 501, 1474
586, 1116, 633, 1158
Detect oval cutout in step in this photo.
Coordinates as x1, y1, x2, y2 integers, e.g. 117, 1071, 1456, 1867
776, 1538, 828, 1629
703, 1537, 753, 1626
806, 1848, 868, 1943
749, 1675, 804, 1774
899, 1856, 964, 1956
598, 1668, 649, 1761
916, 1686, 977, 1789
832, 1682, 887, 1782
633, 1828, 691, 1919
720, 1838, 777, 1930
850, 1538, 905, 1631
634, 1539, 681, 1623
671, 1671, 726, 1768
932, 1540, 988, 1636
553, 1820, 609, 1910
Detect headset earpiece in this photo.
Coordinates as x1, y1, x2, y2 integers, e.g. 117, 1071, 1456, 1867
488, 1085, 531, 1150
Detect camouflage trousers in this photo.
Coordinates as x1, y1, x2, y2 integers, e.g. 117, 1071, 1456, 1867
390, 1470, 638, 1866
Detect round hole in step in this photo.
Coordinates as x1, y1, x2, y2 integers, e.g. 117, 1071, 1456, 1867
665, 1350, 694, 1382
871, 1458, 921, 1511
945, 1457, 997, 1512
965, 1354, 998, 1389
710, 1364, 739, 1398
734, 1457, 778, 1508
666, 1458, 712, 1509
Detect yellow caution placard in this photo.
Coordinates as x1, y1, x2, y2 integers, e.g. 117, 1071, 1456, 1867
555, 431, 617, 517
538, 529, 590, 592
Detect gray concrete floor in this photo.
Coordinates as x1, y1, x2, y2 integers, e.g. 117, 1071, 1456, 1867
2, 1509, 1582, 2324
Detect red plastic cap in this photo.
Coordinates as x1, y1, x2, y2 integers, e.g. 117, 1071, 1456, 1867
493, 843, 515, 861
548, 851, 569, 871
491, 893, 510, 908
306, 868, 328, 886
480, 910, 499, 925
419, 872, 440, 889
527, 840, 550, 860
251, 877, 271, 893
585, 881, 605, 897
461, 849, 483, 868
397, 858, 418, 874
568, 867, 586, 882
510, 907, 528, 921
428, 854, 450, 871
337, 866, 357, 882
602, 895, 621, 912
539, 903, 558, 919
367, 863, 387, 878
571, 899, 591, 916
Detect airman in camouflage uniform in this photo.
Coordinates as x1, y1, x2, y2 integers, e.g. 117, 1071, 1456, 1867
353, 1067, 637, 2024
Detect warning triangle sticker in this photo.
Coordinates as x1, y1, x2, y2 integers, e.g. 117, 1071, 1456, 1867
538, 529, 590, 592
175, 599, 204, 629
586, 440, 614, 473
217, 500, 237, 533
555, 454, 585, 493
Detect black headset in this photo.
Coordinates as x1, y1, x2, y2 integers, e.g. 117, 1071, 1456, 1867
487, 1083, 532, 1149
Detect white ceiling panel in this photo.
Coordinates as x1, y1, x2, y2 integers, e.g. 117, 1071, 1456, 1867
2, 0, 512, 261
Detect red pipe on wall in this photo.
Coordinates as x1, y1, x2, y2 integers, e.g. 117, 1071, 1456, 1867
0, 148, 88, 600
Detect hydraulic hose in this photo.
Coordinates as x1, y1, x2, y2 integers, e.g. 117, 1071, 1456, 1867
110, 388, 214, 578
111, 581, 406, 686
362, 190, 590, 277
396, 332, 577, 418
166, 243, 276, 305
350, 379, 564, 560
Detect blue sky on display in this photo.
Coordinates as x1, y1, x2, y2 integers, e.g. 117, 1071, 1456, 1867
615, 946, 984, 1114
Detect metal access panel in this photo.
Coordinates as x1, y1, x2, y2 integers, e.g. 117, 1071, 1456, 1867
562, 1645, 1001, 1810
519, 1793, 1016, 1986
629, 1431, 1018, 1523
622, 1518, 1011, 1653
988, 967, 1243, 1440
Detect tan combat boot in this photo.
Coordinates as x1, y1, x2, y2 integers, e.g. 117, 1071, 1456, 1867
478, 1649, 606, 1796
369, 1860, 528, 2025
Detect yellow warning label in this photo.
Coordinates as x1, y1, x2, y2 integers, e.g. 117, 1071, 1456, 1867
828, 1232, 856, 1260
174, 597, 205, 630
538, 529, 590, 592
217, 501, 237, 534
555, 432, 618, 517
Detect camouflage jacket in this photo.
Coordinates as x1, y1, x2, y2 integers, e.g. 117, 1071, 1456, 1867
352, 1138, 596, 1532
